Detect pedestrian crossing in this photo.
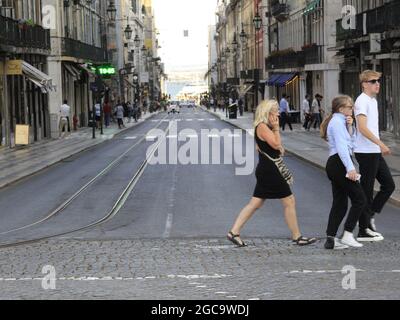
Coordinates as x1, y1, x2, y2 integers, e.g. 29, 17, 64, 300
152, 118, 217, 122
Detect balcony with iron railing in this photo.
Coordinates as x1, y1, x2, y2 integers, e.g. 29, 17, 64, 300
266, 50, 305, 70
0, 15, 50, 51
336, 1, 400, 42
61, 37, 108, 63
303, 44, 324, 65
271, 0, 290, 22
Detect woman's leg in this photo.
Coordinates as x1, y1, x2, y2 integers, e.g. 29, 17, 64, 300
230, 197, 265, 236
280, 195, 302, 240
326, 181, 348, 237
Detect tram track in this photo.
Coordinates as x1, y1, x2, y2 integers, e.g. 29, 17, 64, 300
0, 116, 171, 248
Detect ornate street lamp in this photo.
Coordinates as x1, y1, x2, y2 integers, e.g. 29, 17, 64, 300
253, 11, 262, 31
107, 1, 117, 21
134, 34, 140, 48
124, 23, 133, 40
232, 36, 238, 52
240, 24, 247, 44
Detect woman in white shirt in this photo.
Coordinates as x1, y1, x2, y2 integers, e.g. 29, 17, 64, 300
320, 95, 367, 250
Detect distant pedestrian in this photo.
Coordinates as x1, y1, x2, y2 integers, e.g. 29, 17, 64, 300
103, 100, 112, 128
279, 94, 293, 131
94, 101, 101, 129
115, 101, 125, 129
127, 101, 134, 123
354, 70, 395, 241
320, 95, 366, 250
133, 100, 139, 122
59, 99, 70, 138
238, 97, 244, 116
302, 94, 312, 130
309, 94, 323, 130
227, 100, 317, 247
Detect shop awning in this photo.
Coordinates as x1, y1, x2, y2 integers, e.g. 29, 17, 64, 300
63, 63, 81, 81
239, 84, 253, 96
266, 74, 282, 86
275, 73, 298, 87
78, 64, 96, 78
303, 0, 321, 16
22, 61, 53, 93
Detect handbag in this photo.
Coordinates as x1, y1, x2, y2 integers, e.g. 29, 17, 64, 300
258, 150, 294, 185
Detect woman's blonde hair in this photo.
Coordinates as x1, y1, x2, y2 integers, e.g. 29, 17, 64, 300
320, 95, 354, 141
254, 99, 279, 129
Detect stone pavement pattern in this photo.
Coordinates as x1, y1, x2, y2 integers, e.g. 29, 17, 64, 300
0, 238, 400, 299
204, 107, 400, 206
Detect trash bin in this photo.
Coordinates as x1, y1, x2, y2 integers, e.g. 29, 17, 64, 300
228, 104, 238, 119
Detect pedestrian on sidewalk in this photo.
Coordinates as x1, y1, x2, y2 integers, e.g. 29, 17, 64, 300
302, 94, 312, 130
59, 100, 70, 139
354, 70, 395, 241
227, 99, 317, 247
115, 100, 126, 129
94, 101, 101, 129
103, 100, 112, 128
238, 97, 244, 116
309, 94, 323, 130
279, 94, 293, 131
133, 100, 139, 123
127, 101, 134, 123
320, 95, 366, 250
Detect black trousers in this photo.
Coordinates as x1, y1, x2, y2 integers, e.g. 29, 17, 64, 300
303, 114, 311, 130
326, 155, 367, 237
355, 153, 395, 229
280, 112, 293, 131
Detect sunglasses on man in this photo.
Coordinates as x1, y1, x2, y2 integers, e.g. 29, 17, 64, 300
365, 79, 381, 85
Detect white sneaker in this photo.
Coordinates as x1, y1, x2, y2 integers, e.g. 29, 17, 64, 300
357, 228, 384, 242
366, 228, 384, 239
334, 238, 350, 250
325, 237, 349, 250
341, 231, 364, 248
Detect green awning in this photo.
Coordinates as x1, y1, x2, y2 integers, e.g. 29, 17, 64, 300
303, 0, 320, 15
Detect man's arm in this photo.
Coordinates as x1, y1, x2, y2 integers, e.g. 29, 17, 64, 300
357, 115, 391, 155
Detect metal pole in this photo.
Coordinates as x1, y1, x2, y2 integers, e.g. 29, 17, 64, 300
254, 27, 258, 113
92, 93, 96, 139
100, 96, 104, 135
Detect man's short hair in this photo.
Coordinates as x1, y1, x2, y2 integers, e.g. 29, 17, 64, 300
63, 99, 68, 104
360, 70, 382, 83
282, 93, 287, 98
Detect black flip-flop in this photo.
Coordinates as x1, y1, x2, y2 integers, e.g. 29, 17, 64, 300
227, 231, 247, 247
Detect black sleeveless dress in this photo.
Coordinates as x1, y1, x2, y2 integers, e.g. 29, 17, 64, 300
253, 125, 293, 199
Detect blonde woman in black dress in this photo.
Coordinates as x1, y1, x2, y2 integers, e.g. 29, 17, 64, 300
227, 100, 317, 247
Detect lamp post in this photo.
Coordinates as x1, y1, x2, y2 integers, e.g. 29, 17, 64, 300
253, 8, 262, 112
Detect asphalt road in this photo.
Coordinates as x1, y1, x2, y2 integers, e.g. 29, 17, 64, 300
0, 108, 399, 300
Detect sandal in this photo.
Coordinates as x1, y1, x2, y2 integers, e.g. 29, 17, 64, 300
293, 236, 318, 246
227, 231, 247, 247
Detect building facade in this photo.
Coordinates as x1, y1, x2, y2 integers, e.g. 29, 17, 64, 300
42, 0, 108, 138
336, 0, 400, 136
0, 0, 52, 147
265, 0, 341, 119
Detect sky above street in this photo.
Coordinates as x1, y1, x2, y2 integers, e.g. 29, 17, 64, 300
152, 0, 216, 73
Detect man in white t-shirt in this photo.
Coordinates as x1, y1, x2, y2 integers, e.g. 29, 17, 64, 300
59, 99, 71, 138
354, 70, 395, 242
302, 94, 311, 130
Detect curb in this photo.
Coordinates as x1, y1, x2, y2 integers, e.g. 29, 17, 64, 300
202, 108, 400, 208
0, 112, 161, 190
